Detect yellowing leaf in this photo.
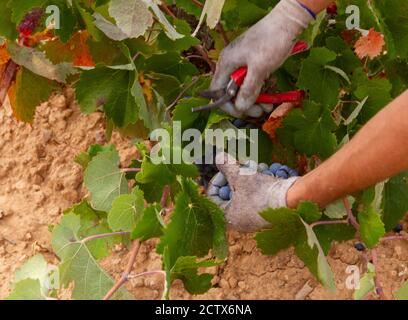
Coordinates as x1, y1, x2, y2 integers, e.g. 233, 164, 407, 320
8, 42, 76, 83
355, 29, 385, 60
0, 44, 10, 65
139, 72, 153, 103
8, 67, 59, 122
41, 31, 95, 67
262, 103, 296, 139
193, 0, 226, 36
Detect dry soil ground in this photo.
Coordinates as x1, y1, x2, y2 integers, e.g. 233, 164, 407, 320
1, 89, 408, 300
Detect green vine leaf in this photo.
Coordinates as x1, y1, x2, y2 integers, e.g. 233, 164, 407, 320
6, 279, 44, 300
108, 187, 145, 232
255, 207, 336, 292
381, 171, 408, 231
84, 149, 129, 212
297, 47, 340, 109
52, 213, 132, 300
131, 203, 164, 241
358, 205, 385, 249
6, 254, 58, 300
157, 178, 227, 268
353, 263, 375, 300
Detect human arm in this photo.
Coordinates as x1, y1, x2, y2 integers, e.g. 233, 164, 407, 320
286, 89, 408, 208
210, 90, 408, 232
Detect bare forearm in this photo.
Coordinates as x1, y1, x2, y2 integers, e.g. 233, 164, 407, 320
287, 90, 408, 208
298, 0, 334, 14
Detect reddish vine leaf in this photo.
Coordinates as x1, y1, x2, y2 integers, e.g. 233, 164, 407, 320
0, 44, 10, 65
354, 29, 385, 60
139, 72, 154, 104
262, 102, 296, 139
41, 31, 95, 67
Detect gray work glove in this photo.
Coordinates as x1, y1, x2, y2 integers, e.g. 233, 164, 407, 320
207, 153, 299, 232
212, 0, 314, 117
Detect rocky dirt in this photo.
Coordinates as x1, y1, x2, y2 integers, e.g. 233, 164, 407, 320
1, 89, 408, 300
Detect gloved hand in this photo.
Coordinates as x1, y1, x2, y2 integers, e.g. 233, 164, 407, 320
212, 0, 314, 117
207, 153, 299, 232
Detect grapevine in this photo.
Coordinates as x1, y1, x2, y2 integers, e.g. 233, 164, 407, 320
1, 0, 408, 301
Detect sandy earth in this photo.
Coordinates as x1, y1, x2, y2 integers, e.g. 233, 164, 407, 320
1, 89, 408, 300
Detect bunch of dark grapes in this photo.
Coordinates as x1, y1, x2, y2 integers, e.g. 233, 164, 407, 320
215, 162, 299, 201
196, 162, 218, 189
17, 8, 44, 37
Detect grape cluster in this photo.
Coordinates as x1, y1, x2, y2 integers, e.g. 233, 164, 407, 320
17, 8, 43, 37
211, 161, 299, 201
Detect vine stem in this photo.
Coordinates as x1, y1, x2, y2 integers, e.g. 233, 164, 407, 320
193, 45, 216, 72
381, 235, 408, 242
310, 219, 348, 229
160, 185, 171, 208
128, 270, 166, 279
343, 198, 360, 230
121, 168, 141, 173
160, 3, 176, 18
103, 240, 141, 300
166, 74, 208, 110
215, 23, 230, 45
80, 231, 129, 244
371, 248, 387, 300
191, 0, 203, 8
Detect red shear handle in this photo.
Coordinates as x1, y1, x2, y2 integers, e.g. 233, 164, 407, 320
229, 40, 309, 87
230, 67, 248, 86
255, 90, 305, 104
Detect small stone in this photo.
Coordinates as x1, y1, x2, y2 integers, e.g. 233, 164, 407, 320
395, 246, 403, 258
24, 233, 33, 241
19, 254, 28, 262
219, 279, 230, 289
228, 277, 238, 288
114, 244, 124, 252
131, 277, 144, 287
32, 174, 44, 184
42, 130, 53, 144
238, 281, 246, 289
50, 208, 61, 217
61, 190, 79, 203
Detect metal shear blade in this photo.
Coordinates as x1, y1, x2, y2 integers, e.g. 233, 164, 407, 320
192, 81, 239, 113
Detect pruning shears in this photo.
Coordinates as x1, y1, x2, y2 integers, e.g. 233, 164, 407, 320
191, 40, 309, 113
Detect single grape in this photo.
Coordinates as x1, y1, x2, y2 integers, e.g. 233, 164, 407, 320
229, 191, 233, 199
393, 223, 403, 233
212, 172, 227, 187
232, 119, 247, 128
269, 163, 281, 174
258, 163, 269, 172
219, 185, 231, 200
354, 243, 365, 252
275, 169, 288, 179
288, 169, 299, 177
207, 185, 219, 196
279, 165, 290, 173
